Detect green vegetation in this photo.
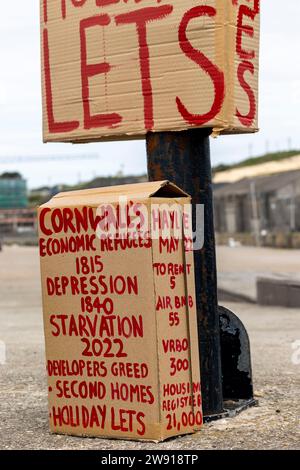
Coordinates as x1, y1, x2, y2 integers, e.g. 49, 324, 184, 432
72, 175, 147, 191
0, 172, 22, 179
213, 150, 300, 175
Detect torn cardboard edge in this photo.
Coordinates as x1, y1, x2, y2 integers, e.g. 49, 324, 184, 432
42, 125, 260, 145
42, 181, 190, 206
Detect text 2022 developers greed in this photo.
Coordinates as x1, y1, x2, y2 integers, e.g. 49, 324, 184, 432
41, 0, 260, 142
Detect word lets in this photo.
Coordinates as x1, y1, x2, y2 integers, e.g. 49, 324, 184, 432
42, 1, 259, 136
51, 404, 146, 435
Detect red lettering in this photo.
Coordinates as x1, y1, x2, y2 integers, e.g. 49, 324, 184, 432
111, 408, 145, 435
110, 383, 154, 404
50, 315, 61, 337
55, 380, 106, 400
111, 362, 148, 379
43, 29, 80, 134
61, 0, 66, 19
236, 61, 256, 127
115, 5, 173, 130
136, 412, 146, 436
39, 208, 52, 236
162, 338, 189, 353
236, 0, 260, 60
61, 0, 88, 20
72, 0, 87, 6
96, 0, 119, 5
43, 0, 48, 23
80, 15, 122, 129
176, 6, 225, 125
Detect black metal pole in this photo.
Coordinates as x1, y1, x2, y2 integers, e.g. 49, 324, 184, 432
146, 128, 223, 416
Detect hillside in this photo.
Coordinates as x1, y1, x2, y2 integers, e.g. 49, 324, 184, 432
29, 174, 147, 206
213, 150, 300, 175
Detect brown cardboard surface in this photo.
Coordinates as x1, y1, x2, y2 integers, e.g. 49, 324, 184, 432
40, 1, 260, 143
38, 181, 202, 441
151, 198, 202, 440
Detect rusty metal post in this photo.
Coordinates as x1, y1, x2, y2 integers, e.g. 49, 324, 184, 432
146, 128, 223, 416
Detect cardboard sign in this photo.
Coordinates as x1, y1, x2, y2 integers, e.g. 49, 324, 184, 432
38, 181, 202, 441
41, 0, 260, 143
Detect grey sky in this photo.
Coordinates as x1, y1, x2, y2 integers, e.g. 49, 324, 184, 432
0, 1, 299, 188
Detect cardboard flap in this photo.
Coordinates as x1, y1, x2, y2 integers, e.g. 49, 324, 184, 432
42, 181, 190, 208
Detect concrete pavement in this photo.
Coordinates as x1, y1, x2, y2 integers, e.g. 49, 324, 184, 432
217, 245, 300, 302
0, 246, 299, 449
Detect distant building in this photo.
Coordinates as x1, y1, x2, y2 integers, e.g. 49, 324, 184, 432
0, 173, 28, 209
0, 208, 37, 237
214, 170, 300, 234
0, 173, 35, 240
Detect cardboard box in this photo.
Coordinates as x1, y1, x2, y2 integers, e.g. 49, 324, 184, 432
40, 0, 260, 143
38, 181, 203, 441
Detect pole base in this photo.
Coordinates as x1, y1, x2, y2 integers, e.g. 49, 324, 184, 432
219, 306, 255, 400
204, 398, 258, 423
204, 305, 257, 422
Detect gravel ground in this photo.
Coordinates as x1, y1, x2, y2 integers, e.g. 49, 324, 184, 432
0, 246, 299, 450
